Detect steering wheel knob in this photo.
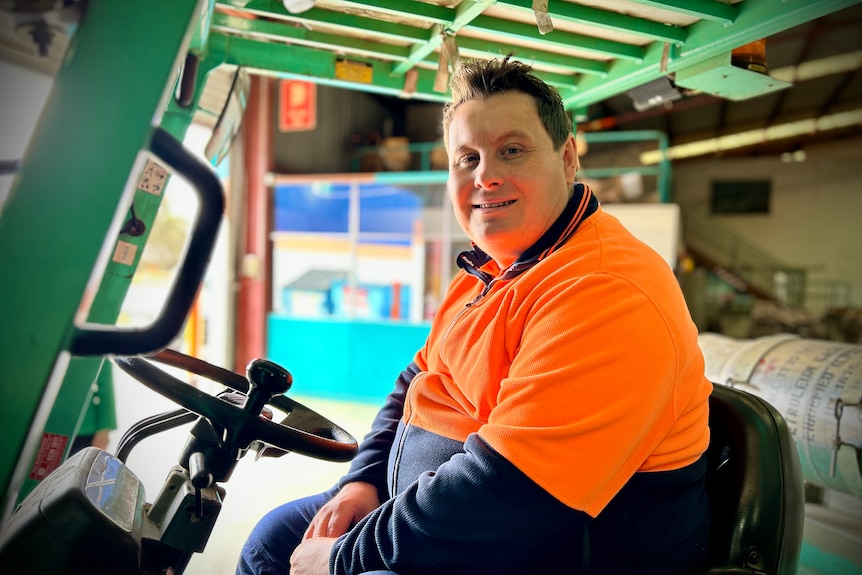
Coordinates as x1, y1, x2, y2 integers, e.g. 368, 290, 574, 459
246, 358, 293, 396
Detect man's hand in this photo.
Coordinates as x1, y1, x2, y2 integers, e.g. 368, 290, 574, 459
290, 537, 337, 575
303, 481, 380, 539
91, 429, 111, 450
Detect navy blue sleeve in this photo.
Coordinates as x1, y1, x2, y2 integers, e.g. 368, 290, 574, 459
330, 434, 591, 575
336, 362, 420, 499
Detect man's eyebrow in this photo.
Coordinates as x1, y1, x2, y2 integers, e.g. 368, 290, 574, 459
449, 143, 475, 156
499, 129, 531, 141
454, 130, 533, 151
494, 130, 541, 150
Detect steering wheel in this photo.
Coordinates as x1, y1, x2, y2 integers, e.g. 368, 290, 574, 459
113, 349, 358, 462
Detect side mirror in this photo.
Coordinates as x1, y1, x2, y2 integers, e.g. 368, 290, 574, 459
204, 67, 250, 167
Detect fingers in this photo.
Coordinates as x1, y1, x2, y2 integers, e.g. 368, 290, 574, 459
303, 482, 380, 541
304, 508, 352, 540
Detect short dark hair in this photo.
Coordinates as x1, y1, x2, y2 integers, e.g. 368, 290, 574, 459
442, 55, 573, 150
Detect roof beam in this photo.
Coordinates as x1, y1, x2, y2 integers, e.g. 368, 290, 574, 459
392, 0, 498, 75
209, 31, 451, 101
624, 0, 737, 25
563, 0, 861, 109
497, 0, 687, 44
468, 14, 645, 62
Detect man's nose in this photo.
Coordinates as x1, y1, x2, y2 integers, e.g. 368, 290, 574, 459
473, 157, 503, 190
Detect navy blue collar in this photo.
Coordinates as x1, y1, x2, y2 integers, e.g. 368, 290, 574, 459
456, 183, 599, 285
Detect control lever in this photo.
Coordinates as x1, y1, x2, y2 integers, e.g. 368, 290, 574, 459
188, 452, 212, 519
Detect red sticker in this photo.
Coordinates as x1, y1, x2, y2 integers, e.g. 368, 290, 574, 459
29, 433, 69, 480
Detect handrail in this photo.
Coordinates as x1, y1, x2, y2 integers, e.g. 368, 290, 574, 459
71, 127, 225, 356
806, 279, 853, 311
580, 130, 671, 202
683, 210, 808, 307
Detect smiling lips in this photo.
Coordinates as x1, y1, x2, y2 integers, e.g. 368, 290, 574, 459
474, 199, 516, 209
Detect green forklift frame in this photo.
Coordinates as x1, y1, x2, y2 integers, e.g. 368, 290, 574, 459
0, 0, 214, 518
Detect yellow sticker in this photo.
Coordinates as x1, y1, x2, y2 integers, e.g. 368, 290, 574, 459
335, 59, 373, 84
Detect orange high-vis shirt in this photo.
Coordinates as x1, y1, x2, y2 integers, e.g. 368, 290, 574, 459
405, 201, 711, 517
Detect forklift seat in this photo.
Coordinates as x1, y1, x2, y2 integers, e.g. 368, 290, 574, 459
703, 383, 805, 575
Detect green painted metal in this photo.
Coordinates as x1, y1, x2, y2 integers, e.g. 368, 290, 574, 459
209, 0, 859, 113
468, 14, 646, 62
680, 0, 861, 61
0, 0, 203, 521
190, 0, 216, 55
392, 0, 498, 76
675, 51, 793, 101
211, 12, 424, 64
209, 32, 451, 102
18, 357, 106, 501
561, 40, 672, 110
221, 0, 447, 44
455, 35, 609, 76
14, 48, 228, 505
625, 0, 737, 24
375, 171, 450, 186
328, 0, 451, 25
211, 10, 608, 83
164, 51, 228, 139
562, 0, 862, 109
257, 5, 433, 45
498, 0, 688, 44
582, 130, 671, 203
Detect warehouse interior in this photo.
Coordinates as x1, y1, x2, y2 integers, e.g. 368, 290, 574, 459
1, 1, 861, 574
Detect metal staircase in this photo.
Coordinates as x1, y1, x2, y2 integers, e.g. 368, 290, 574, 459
682, 210, 808, 308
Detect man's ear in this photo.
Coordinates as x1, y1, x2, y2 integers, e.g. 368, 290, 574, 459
562, 133, 578, 183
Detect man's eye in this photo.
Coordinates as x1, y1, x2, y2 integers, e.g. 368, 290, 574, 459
457, 154, 479, 166
503, 147, 522, 156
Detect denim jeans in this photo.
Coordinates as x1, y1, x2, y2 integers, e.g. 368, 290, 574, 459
235, 487, 400, 575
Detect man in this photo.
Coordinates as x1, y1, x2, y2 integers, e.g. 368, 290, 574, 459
239, 56, 712, 575
69, 363, 117, 454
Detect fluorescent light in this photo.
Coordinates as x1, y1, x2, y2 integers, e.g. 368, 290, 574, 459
640, 109, 862, 164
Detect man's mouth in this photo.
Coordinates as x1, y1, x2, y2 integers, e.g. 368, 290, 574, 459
474, 200, 516, 209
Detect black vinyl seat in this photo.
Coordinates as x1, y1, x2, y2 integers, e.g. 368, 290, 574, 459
703, 383, 805, 575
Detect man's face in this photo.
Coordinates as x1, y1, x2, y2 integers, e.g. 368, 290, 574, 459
446, 91, 577, 268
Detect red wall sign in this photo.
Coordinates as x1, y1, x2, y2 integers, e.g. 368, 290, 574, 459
279, 80, 317, 132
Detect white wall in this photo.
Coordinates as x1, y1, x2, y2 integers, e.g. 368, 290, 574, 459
0, 59, 53, 211
603, 203, 680, 269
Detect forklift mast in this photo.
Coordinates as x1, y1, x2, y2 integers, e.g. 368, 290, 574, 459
0, 0, 216, 521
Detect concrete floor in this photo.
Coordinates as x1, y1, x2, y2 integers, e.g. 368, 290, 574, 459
109, 365, 379, 575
